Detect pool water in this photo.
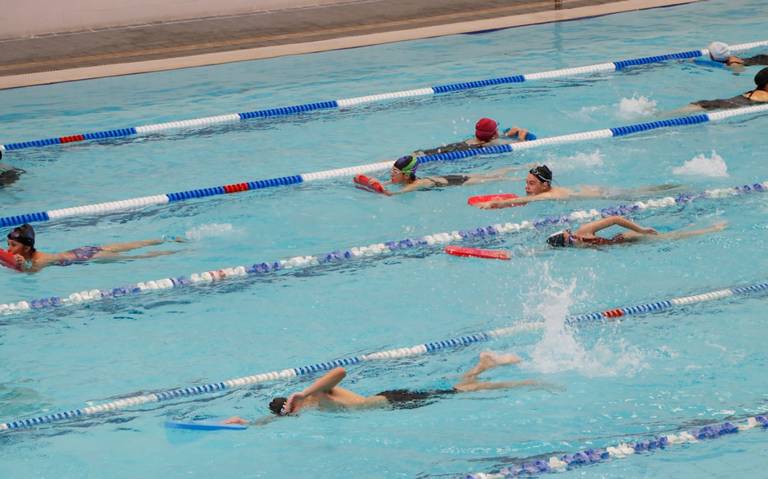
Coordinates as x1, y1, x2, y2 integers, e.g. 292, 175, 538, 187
1, 0, 768, 477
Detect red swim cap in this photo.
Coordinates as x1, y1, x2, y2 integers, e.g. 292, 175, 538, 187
475, 118, 498, 141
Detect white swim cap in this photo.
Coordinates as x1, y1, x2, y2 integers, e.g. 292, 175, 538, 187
708, 42, 731, 62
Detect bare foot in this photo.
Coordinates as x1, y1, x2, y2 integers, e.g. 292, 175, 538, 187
479, 351, 521, 367
711, 221, 728, 232
223, 416, 248, 425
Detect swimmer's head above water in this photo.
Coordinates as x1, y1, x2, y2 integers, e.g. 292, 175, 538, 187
708, 42, 731, 62
269, 397, 289, 416
475, 118, 499, 142
392, 155, 419, 183
546, 229, 572, 248
7, 223, 36, 255
525, 165, 553, 195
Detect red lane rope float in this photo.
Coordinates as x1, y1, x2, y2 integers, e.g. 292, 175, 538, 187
467, 193, 522, 207
353, 175, 387, 194
444, 245, 511, 260
0, 249, 21, 271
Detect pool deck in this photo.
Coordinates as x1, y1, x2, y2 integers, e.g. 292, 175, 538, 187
0, 0, 697, 89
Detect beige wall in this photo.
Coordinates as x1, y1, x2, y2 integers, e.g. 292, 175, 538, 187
0, 0, 358, 39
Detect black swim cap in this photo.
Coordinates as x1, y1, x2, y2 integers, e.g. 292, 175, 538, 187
529, 165, 553, 183
755, 67, 768, 89
269, 397, 288, 416
7, 223, 35, 248
546, 230, 568, 248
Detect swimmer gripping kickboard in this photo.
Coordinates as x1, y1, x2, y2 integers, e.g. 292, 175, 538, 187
466, 193, 521, 207
444, 245, 511, 260
353, 174, 387, 194
0, 248, 20, 271
165, 420, 247, 431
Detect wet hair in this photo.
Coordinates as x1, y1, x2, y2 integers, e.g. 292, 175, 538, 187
529, 165, 553, 184
546, 230, 569, 248
7, 223, 35, 251
269, 397, 288, 416
393, 155, 418, 180
755, 67, 768, 90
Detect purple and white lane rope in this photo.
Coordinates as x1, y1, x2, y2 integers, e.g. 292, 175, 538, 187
2, 278, 767, 431
1, 181, 764, 316
2, 103, 768, 229
466, 415, 768, 478
1, 40, 765, 152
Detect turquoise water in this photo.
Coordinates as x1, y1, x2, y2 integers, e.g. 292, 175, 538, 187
1, 0, 768, 476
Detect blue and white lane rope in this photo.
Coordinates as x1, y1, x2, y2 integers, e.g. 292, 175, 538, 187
1, 40, 766, 153
2, 104, 768, 230
466, 415, 768, 478
1, 182, 764, 316
2, 278, 767, 432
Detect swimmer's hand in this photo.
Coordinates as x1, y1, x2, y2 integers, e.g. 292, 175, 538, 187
640, 227, 658, 235
475, 201, 502, 209
222, 416, 249, 425
13, 254, 27, 271
505, 127, 529, 141
283, 392, 307, 415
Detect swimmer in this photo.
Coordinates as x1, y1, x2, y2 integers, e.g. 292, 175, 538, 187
411, 117, 535, 157
0, 150, 24, 187
472, 165, 680, 208
223, 351, 549, 424
365, 155, 521, 195
705, 42, 768, 70
545, 215, 726, 248
6, 223, 184, 272
679, 66, 768, 112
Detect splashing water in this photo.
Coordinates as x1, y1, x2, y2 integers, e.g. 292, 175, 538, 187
524, 272, 646, 378
545, 149, 604, 171
672, 150, 728, 177
184, 223, 235, 241
616, 94, 657, 120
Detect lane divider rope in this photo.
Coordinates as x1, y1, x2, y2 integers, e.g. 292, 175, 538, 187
466, 414, 768, 478
2, 278, 766, 431
1, 40, 765, 153
2, 104, 767, 229
1, 181, 764, 316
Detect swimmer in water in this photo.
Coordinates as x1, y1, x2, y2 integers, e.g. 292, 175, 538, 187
679, 66, 768, 112
545, 216, 726, 248
371, 155, 521, 195
0, 150, 24, 187
411, 117, 535, 157
223, 351, 550, 424
6, 223, 184, 272
472, 165, 681, 208
704, 42, 768, 71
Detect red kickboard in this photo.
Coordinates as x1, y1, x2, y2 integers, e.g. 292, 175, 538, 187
444, 245, 511, 260
467, 193, 522, 207
353, 175, 386, 194
0, 248, 21, 271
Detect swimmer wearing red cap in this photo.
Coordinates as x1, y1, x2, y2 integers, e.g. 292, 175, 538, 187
410, 117, 535, 158
6, 223, 184, 272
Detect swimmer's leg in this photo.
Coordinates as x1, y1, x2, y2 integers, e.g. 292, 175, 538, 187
99, 239, 165, 253
92, 250, 179, 262
655, 222, 727, 240
465, 168, 522, 185
453, 351, 523, 392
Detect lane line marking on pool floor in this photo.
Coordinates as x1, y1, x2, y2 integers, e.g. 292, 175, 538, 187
2, 103, 768, 229
1, 39, 765, 153
2, 277, 767, 431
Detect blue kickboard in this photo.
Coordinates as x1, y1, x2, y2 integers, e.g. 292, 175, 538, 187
165, 420, 247, 431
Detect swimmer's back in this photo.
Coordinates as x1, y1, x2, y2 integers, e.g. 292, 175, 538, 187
692, 93, 761, 110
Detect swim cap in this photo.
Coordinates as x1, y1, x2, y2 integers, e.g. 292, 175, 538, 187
394, 155, 418, 175
475, 118, 498, 142
529, 165, 553, 184
708, 42, 731, 62
269, 397, 288, 416
755, 67, 768, 89
7, 223, 35, 248
546, 230, 568, 248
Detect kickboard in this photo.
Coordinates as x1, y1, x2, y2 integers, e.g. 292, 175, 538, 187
467, 193, 521, 207
0, 248, 20, 271
444, 245, 511, 260
164, 420, 247, 431
353, 175, 386, 194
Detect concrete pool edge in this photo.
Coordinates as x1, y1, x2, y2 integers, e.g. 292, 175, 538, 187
0, 0, 697, 90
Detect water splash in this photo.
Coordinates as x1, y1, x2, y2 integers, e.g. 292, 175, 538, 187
184, 223, 235, 241
672, 150, 728, 177
524, 270, 646, 378
545, 149, 604, 171
616, 94, 657, 120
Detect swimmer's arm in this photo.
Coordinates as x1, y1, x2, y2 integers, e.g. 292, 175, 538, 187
584, 216, 657, 235
284, 367, 347, 413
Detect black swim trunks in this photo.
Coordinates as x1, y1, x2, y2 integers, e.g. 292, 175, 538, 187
415, 141, 479, 156
744, 54, 768, 67
423, 175, 471, 187
376, 388, 456, 409
692, 94, 760, 110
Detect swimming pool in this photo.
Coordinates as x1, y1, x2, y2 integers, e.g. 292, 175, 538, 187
2, 0, 768, 476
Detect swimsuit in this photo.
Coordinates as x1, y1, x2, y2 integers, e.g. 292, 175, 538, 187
415, 141, 480, 156
574, 234, 626, 246
743, 54, 768, 66
56, 246, 103, 266
423, 175, 471, 187
692, 92, 762, 110
376, 388, 457, 409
